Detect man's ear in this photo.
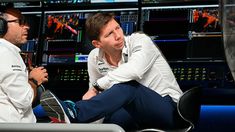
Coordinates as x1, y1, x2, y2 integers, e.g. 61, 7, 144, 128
92, 40, 101, 48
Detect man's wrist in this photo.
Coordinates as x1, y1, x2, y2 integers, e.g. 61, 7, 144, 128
92, 81, 104, 92
29, 78, 39, 87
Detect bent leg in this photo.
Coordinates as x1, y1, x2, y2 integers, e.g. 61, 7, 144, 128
123, 85, 178, 129
103, 108, 139, 131
76, 80, 178, 130
76, 81, 139, 122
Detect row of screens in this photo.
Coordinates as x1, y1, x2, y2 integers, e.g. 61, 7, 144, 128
143, 8, 220, 39
40, 36, 224, 65
43, 8, 220, 40
0, 0, 219, 10
20, 8, 224, 64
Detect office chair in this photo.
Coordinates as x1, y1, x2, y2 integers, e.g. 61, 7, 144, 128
137, 87, 202, 132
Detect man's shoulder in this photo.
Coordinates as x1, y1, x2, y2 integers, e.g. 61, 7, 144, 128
89, 48, 99, 56
88, 48, 100, 61
130, 31, 148, 38
0, 39, 20, 53
0, 43, 10, 53
125, 32, 149, 42
125, 32, 151, 46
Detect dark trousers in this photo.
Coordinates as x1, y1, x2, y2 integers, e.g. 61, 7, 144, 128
76, 81, 180, 130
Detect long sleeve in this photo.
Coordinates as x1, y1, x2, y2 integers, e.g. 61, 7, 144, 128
0, 46, 34, 110
87, 50, 104, 88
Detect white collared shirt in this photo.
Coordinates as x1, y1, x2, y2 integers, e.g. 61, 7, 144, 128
88, 32, 183, 102
0, 38, 36, 122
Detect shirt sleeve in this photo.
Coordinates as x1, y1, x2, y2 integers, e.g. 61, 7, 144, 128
87, 49, 103, 88
97, 33, 161, 89
0, 47, 34, 110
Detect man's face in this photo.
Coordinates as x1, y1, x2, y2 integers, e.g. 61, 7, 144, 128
4, 13, 30, 46
92, 18, 124, 54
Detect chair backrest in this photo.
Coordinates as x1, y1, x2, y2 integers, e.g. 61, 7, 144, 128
177, 87, 202, 130
137, 87, 202, 132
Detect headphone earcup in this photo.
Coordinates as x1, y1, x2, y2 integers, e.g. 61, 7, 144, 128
0, 17, 7, 37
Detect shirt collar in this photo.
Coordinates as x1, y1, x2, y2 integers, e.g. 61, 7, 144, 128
0, 38, 21, 53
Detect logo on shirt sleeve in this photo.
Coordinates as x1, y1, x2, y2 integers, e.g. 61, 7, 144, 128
98, 67, 109, 74
11, 65, 22, 71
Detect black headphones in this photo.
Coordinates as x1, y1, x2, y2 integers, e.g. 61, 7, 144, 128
0, 16, 7, 37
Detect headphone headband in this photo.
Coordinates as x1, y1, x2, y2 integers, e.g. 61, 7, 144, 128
0, 17, 7, 37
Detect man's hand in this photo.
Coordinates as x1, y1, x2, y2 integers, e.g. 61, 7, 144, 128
29, 66, 48, 86
82, 88, 98, 100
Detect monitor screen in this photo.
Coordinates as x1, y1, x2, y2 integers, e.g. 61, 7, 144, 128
45, 13, 85, 41
142, 8, 190, 61
190, 8, 221, 33
0, 1, 41, 8
155, 39, 189, 61
142, 0, 218, 5
91, 0, 137, 3
188, 36, 225, 60
143, 9, 189, 40
188, 7, 224, 60
44, 0, 84, 4
142, 7, 224, 61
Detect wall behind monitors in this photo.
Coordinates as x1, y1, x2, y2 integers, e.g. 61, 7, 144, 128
141, 5, 224, 61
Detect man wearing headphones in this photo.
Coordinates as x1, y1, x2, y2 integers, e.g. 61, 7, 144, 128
0, 8, 48, 122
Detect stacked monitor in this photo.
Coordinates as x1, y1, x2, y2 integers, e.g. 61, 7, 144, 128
142, 5, 224, 61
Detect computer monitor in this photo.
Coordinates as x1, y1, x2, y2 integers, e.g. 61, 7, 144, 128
142, 6, 225, 61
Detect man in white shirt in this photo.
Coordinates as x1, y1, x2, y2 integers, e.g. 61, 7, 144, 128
40, 12, 184, 130
0, 7, 48, 122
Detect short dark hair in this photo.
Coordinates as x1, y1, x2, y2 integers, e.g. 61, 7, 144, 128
85, 12, 115, 41
4, 7, 23, 19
